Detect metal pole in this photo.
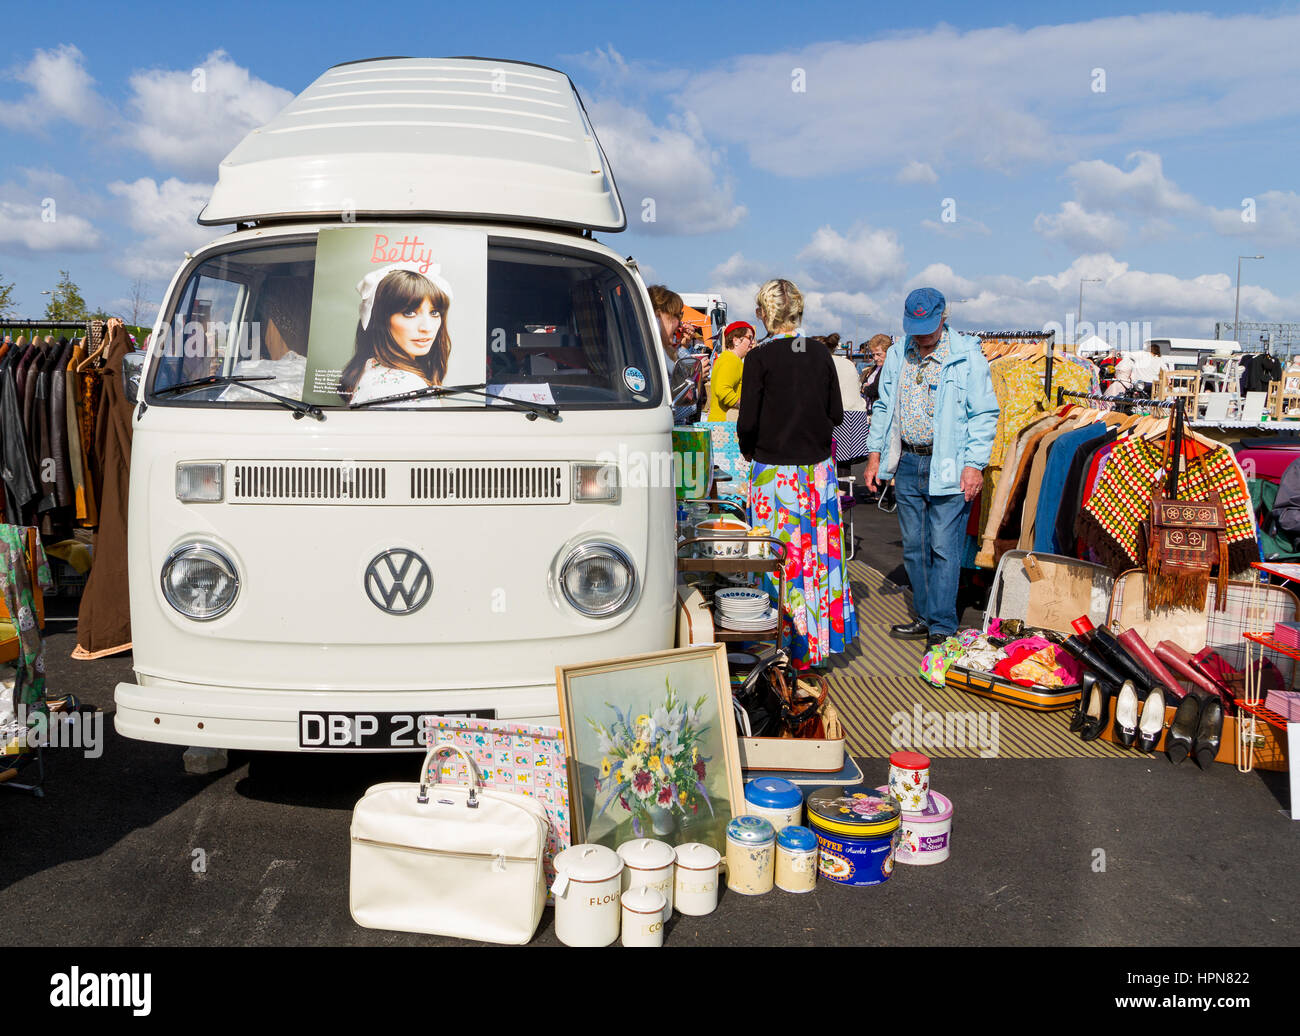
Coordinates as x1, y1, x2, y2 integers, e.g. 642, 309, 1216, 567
1235, 256, 1263, 347
1234, 257, 1242, 346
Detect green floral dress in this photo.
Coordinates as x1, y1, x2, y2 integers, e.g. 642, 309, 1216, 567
0, 525, 51, 707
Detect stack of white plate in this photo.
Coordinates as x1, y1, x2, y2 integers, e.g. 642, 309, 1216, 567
714, 588, 778, 632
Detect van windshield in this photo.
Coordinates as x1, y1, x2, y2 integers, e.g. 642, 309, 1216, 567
147, 235, 662, 410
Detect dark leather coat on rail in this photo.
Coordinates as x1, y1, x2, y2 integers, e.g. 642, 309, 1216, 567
75, 324, 134, 659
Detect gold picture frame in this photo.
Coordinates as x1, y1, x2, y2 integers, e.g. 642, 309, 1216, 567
556, 644, 743, 857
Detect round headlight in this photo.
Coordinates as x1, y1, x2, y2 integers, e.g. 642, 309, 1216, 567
559, 543, 637, 617
161, 543, 240, 621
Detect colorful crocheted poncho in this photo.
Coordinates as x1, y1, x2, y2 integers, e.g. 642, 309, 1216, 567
1076, 437, 1256, 577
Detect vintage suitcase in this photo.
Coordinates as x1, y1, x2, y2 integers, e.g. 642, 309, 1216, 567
948, 551, 1115, 712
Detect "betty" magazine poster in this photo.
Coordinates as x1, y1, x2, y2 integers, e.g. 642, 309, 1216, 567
302, 226, 487, 407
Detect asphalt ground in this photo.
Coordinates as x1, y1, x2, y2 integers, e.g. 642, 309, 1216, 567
1, 507, 1297, 960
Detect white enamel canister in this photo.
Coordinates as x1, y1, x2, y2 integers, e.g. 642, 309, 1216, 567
551, 844, 624, 947
618, 838, 676, 913
620, 885, 667, 947
673, 842, 721, 916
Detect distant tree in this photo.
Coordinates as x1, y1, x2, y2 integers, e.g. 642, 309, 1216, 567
128, 277, 154, 326
0, 274, 15, 320
44, 270, 88, 321
88, 308, 114, 322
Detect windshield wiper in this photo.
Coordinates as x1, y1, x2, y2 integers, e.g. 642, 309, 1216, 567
349, 383, 561, 421
151, 374, 325, 421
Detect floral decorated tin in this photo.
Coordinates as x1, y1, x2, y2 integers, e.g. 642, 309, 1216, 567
806, 786, 902, 887
887, 751, 931, 812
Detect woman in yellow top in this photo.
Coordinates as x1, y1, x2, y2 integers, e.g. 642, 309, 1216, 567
708, 321, 756, 420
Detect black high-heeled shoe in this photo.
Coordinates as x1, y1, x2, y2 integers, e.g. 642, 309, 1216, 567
1114, 680, 1140, 747
1069, 673, 1096, 733
1136, 687, 1166, 753
1080, 679, 1115, 742
1194, 697, 1225, 770
1166, 692, 1205, 765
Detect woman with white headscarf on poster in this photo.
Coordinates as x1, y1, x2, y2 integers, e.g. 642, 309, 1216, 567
340, 263, 455, 406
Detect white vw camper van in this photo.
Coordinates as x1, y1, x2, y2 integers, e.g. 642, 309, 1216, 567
114, 58, 677, 752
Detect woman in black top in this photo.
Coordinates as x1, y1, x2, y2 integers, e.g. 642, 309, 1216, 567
737, 279, 858, 669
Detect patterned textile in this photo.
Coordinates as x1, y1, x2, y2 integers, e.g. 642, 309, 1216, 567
700, 420, 750, 507
897, 334, 949, 447
990, 360, 1092, 470
748, 458, 858, 668
0, 525, 51, 706
1078, 437, 1257, 576
833, 410, 873, 463
426, 717, 570, 891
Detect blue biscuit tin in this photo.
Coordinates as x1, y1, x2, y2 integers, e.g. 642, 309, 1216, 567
806, 785, 902, 887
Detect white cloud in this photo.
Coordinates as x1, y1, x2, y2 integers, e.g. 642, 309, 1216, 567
672, 13, 1300, 177
106, 177, 222, 279
795, 225, 906, 293
0, 44, 108, 130
1066, 151, 1200, 216
1037, 152, 1300, 249
1034, 201, 1127, 252
586, 99, 746, 235
897, 161, 938, 185
0, 172, 103, 255
0, 201, 101, 254
1207, 190, 1300, 244
124, 50, 293, 175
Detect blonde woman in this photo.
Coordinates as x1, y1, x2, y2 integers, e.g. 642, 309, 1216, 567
737, 279, 858, 668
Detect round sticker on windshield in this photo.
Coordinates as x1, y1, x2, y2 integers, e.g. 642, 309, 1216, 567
623, 367, 647, 393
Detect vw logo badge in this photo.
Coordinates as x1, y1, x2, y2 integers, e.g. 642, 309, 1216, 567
364, 549, 432, 615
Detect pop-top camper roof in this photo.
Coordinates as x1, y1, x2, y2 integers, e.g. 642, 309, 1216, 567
198, 57, 626, 232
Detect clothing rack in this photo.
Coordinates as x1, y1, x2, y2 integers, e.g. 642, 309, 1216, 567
980, 330, 1063, 402
1056, 388, 1176, 410
1056, 390, 1187, 496
0, 320, 91, 334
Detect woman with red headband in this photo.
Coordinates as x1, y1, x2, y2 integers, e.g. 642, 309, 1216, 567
707, 320, 756, 421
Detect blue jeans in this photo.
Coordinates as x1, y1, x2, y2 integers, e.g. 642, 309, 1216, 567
893, 451, 972, 637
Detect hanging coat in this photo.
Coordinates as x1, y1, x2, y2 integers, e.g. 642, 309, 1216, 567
73, 324, 134, 659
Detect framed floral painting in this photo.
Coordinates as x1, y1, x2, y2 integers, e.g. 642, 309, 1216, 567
556, 644, 743, 857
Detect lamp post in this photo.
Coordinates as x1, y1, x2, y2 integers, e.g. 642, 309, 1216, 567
1078, 278, 1101, 345
1235, 255, 1264, 346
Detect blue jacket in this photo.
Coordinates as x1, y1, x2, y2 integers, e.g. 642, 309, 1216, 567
864, 327, 1000, 496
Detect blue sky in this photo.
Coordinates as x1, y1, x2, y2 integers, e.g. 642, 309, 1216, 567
0, 1, 1296, 342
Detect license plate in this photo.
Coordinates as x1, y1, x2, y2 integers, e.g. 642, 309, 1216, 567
298, 710, 496, 749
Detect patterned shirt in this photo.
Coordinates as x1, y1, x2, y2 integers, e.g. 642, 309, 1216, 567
898, 331, 950, 447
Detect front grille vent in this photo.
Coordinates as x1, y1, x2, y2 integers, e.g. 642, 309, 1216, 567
231, 463, 388, 503
410, 463, 566, 504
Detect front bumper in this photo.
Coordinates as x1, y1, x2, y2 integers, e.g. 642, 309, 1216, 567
114, 678, 560, 752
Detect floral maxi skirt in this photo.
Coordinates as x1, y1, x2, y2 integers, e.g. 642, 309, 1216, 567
747, 458, 858, 668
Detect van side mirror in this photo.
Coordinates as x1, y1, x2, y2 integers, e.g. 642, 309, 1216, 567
123, 352, 144, 406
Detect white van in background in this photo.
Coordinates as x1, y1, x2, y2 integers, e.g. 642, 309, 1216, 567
1146, 337, 1240, 369
113, 58, 677, 753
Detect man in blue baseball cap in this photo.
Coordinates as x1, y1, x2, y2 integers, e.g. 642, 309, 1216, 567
863, 288, 999, 647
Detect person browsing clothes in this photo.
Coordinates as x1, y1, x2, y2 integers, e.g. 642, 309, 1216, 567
738, 278, 858, 669
863, 288, 999, 648
708, 320, 755, 420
